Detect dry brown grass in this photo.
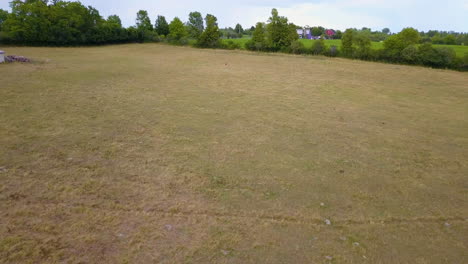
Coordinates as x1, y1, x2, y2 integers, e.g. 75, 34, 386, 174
0, 44, 467, 263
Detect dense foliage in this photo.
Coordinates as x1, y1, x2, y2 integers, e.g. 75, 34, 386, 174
196, 14, 221, 48
0, 0, 137, 45
167, 17, 188, 44
0, 1, 466, 71
245, 9, 297, 52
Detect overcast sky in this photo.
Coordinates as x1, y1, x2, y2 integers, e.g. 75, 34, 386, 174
1, 0, 467, 32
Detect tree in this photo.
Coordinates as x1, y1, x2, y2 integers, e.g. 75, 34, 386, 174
168, 17, 188, 43
311, 38, 326, 55
383, 27, 420, 61
136, 10, 153, 31
341, 29, 355, 57
155, 15, 169, 36
382, 28, 390, 35
265, 8, 297, 51
245, 22, 266, 51
354, 31, 372, 59
311, 26, 324, 36
334, 30, 342, 39
398, 27, 420, 46
197, 14, 221, 48
401, 44, 419, 64
0, 9, 8, 31
444, 34, 456, 45
234, 23, 243, 35
135, 10, 156, 42
107, 15, 122, 27
187, 11, 204, 38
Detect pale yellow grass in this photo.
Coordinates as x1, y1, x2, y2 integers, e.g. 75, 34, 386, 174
0, 44, 467, 263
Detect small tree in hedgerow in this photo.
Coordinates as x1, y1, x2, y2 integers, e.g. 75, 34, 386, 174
168, 17, 188, 44
187, 11, 204, 39
341, 29, 355, 57
135, 10, 157, 42
266, 8, 298, 51
246, 22, 267, 51
196, 14, 221, 48
155, 15, 169, 36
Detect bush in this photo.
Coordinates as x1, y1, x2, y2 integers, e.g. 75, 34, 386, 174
401, 45, 419, 64
325, 45, 339, 57
245, 40, 265, 51
311, 39, 326, 55
287, 40, 306, 54
417, 43, 456, 68
222, 40, 241, 50
195, 14, 222, 48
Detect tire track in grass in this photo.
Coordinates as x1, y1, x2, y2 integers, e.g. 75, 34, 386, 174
6, 200, 466, 227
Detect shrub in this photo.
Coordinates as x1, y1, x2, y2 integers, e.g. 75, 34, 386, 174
417, 43, 456, 68
401, 45, 419, 64
222, 40, 241, 50
341, 29, 355, 57
287, 40, 306, 54
325, 45, 339, 57
245, 40, 266, 51
311, 39, 326, 55
353, 32, 372, 60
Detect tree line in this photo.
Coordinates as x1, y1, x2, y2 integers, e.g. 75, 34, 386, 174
0, 0, 467, 71
0, 0, 224, 47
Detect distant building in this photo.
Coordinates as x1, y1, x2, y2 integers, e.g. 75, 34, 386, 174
296, 28, 312, 39
297, 28, 335, 39
325, 29, 336, 38
296, 29, 304, 38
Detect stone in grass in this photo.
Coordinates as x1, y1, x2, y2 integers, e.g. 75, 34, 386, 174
221, 249, 230, 256
324, 219, 331, 225
0, 167, 7, 173
164, 224, 173, 231
353, 242, 360, 246
325, 256, 333, 260
320, 202, 325, 207
444, 222, 451, 227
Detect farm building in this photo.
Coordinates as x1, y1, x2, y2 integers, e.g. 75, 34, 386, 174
297, 28, 336, 39
296, 28, 312, 39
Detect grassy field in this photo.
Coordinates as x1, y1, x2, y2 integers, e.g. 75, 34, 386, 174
1, 44, 467, 263
223, 38, 468, 57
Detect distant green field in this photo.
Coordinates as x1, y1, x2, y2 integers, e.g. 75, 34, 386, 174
222, 38, 468, 57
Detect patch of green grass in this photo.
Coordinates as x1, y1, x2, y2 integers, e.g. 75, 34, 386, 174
222, 38, 468, 57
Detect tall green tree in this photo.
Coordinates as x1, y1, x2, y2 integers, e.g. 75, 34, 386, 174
245, 22, 266, 51
311, 26, 324, 36
168, 17, 188, 43
135, 10, 156, 42
187, 11, 204, 38
234, 23, 243, 35
353, 31, 372, 59
265, 8, 297, 51
197, 14, 221, 48
0, 9, 8, 31
3, 0, 51, 44
341, 29, 355, 57
107, 15, 122, 27
136, 10, 153, 31
383, 27, 420, 61
155, 15, 169, 36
